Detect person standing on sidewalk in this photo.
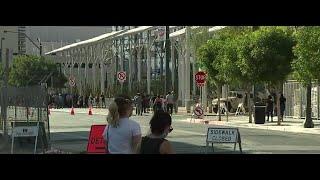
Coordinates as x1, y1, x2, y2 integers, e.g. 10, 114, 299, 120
280, 93, 286, 122
166, 92, 174, 115
266, 95, 274, 122
103, 96, 142, 154
154, 95, 163, 113
95, 95, 100, 108
100, 93, 105, 108
134, 93, 143, 116
160, 95, 166, 112
137, 111, 175, 154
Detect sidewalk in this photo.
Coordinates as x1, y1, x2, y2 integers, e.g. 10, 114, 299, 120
49, 107, 320, 135
50, 106, 191, 116
182, 114, 320, 135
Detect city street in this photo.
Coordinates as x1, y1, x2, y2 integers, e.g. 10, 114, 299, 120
48, 109, 320, 154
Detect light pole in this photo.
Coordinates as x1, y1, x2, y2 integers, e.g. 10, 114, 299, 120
3, 30, 42, 56
37, 38, 42, 56
0, 37, 4, 62
165, 26, 171, 95
0, 37, 4, 50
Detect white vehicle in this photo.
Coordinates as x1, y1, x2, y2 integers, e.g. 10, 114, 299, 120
211, 91, 260, 113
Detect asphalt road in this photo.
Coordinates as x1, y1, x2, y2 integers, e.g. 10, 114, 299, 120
48, 111, 320, 154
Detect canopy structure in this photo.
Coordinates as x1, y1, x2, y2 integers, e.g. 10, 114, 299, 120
46, 26, 181, 55
45, 26, 227, 111
45, 30, 125, 55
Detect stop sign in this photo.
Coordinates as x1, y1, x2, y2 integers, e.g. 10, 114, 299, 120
195, 71, 206, 87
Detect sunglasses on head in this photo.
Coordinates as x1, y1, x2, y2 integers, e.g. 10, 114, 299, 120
169, 126, 173, 133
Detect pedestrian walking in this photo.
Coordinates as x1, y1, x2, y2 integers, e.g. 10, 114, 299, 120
154, 95, 163, 113
266, 95, 274, 122
166, 91, 174, 115
280, 93, 286, 122
134, 93, 143, 116
101, 93, 105, 108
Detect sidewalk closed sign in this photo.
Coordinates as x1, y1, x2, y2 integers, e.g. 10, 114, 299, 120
87, 125, 107, 154
207, 128, 238, 143
12, 126, 39, 137
206, 127, 242, 153
11, 124, 40, 154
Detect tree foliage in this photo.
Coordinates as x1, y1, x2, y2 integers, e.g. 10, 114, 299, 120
292, 26, 320, 85
9, 55, 67, 88
292, 26, 320, 128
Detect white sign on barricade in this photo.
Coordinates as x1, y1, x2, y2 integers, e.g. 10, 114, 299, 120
190, 105, 205, 123
11, 122, 40, 154
205, 127, 242, 153
12, 126, 39, 137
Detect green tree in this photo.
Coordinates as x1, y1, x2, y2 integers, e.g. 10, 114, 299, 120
250, 27, 295, 125
292, 26, 320, 128
235, 27, 294, 124
9, 55, 67, 88
197, 37, 227, 120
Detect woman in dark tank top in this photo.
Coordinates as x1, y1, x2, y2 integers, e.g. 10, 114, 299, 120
138, 110, 175, 154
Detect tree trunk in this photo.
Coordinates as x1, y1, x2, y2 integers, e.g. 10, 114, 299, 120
247, 88, 252, 123
217, 83, 222, 121
277, 83, 282, 125
304, 83, 314, 128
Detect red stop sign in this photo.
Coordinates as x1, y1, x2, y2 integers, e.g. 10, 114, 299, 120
195, 71, 206, 87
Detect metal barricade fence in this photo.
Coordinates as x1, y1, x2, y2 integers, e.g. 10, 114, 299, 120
283, 80, 319, 120
0, 85, 50, 147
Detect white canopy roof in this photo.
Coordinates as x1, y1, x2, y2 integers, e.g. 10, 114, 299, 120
169, 26, 200, 38
45, 30, 125, 55
114, 26, 155, 38
114, 26, 179, 38
45, 26, 223, 55
209, 26, 227, 32
169, 26, 227, 38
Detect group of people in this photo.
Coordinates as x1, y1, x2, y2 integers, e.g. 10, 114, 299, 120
265, 93, 286, 122
49, 93, 106, 109
133, 91, 176, 116
103, 95, 175, 154
49, 93, 77, 109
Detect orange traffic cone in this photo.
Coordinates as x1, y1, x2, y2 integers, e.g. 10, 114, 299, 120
88, 106, 93, 115
71, 107, 75, 115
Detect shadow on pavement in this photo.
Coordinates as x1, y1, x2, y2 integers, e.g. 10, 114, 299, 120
170, 141, 243, 154
50, 131, 243, 154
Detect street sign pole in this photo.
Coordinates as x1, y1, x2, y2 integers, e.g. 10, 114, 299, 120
69, 77, 75, 108
200, 86, 202, 107
1, 49, 10, 139
117, 71, 126, 94
227, 84, 229, 122
71, 85, 73, 108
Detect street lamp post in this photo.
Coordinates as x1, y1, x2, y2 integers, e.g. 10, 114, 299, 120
3, 30, 42, 56
37, 38, 42, 56
165, 26, 171, 94
0, 37, 4, 62
0, 37, 4, 50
